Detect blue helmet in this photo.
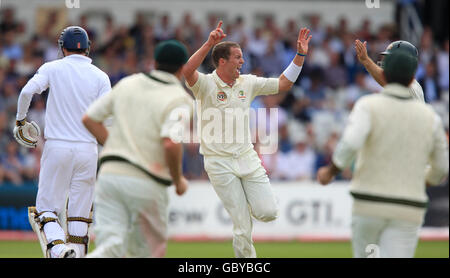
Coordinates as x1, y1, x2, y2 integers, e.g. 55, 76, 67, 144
58, 26, 90, 55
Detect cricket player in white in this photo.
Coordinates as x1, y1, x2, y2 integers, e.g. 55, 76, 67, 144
82, 40, 191, 258
14, 26, 111, 258
183, 21, 312, 258
355, 39, 425, 102
317, 46, 449, 258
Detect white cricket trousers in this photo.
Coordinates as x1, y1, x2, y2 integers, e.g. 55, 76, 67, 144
87, 174, 169, 258
204, 149, 279, 258
351, 214, 421, 258
36, 139, 97, 256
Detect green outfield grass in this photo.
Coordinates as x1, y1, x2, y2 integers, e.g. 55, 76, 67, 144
0, 240, 448, 258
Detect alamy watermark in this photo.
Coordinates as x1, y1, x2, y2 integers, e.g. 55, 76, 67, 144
166, 100, 279, 155
365, 0, 380, 9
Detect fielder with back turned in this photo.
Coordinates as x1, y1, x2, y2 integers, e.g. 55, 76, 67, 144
82, 40, 192, 258
14, 26, 111, 258
317, 42, 449, 258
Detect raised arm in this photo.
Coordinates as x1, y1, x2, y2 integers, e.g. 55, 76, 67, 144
279, 27, 312, 93
355, 39, 386, 87
183, 21, 227, 87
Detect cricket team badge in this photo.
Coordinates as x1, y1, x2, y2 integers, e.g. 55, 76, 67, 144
238, 90, 246, 101
217, 91, 227, 102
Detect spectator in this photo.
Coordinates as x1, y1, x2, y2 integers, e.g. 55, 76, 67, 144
309, 39, 331, 69
27, 95, 46, 133
418, 60, 441, 103
278, 124, 292, 154
309, 14, 326, 47
154, 14, 175, 42
98, 15, 117, 48
315, 131, 339, 175
43, 33, 60, 62
304, 67, 327, 111
2, 29, 23, 60
284, 131, 316, 180
1, 80, 19, 118
356, 19, 374, 42
370, 24, 393, 57
228, 16, 250, 45
281, 36, 297, 69
175, 12, 197, 51
261, 16, 281, 41
0, 8, 19, 33
436, 39, 449, 91
129, 13, 149, 57
324, 51, 348, 89
419, 27, 435, 66
248, 27, 268, 60
79, 14, 97, 42
0, 111, 11, 154
237, 36, 252, 74
259, 38, 284, 77
22, 146, 42, 182
0, 141, 29, 185
15, 42, 36, 76
182, 143, 208, 180
0, 8, 448, 186
346, 71, 372, 109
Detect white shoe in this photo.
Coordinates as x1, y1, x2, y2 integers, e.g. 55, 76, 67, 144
56, 245, 76, 258
65, 243, 83, 258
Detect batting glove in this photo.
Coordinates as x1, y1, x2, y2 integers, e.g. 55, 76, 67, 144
13, 118, 41, 148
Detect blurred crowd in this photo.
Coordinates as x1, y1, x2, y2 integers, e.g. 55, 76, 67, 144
0, 7, 448, 186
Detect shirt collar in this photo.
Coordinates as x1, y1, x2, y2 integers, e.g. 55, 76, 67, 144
382, 83, 413, 99
212, 70, 241, 88
63, 54, 92, 63
148, 70, 180, 84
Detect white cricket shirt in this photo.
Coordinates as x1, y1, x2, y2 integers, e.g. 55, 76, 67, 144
332, 83, 448, 223
409, 79, 425, 103
86, 70, 193, 180
16, 54, 111, 143
186, 70, 279, 157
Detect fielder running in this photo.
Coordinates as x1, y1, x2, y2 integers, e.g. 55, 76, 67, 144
83, 40, 192, 258
317, 45, 449, 257
183, 21, 312, 258
14, 26, 111, 258
355, 39, 425, 102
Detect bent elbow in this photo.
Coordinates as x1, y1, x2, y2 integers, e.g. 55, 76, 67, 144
162, 138, 179, 150
81, 114, 89, 126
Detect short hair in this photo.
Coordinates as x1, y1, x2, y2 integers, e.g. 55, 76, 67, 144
156, 63, 183, 74
211, 41, 241, 68
64, 48, 86, 54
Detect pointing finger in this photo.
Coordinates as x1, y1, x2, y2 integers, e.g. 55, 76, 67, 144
217, 21, 223, 30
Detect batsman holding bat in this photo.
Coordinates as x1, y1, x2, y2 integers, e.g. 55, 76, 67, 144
183, 21, 312, 258
14, 26, 111, 258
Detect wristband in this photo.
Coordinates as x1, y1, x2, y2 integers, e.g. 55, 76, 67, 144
282, 61, 303, 83
296, 52, 307, 57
